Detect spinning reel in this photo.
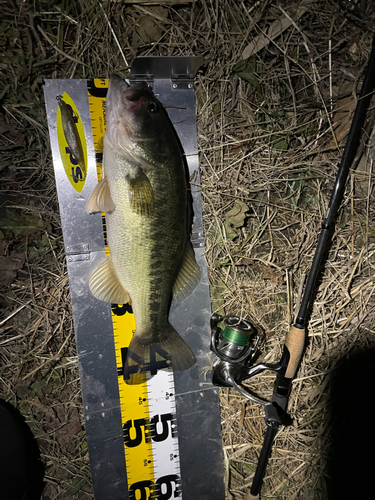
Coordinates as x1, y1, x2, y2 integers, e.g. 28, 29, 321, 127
210, 314, 291, 428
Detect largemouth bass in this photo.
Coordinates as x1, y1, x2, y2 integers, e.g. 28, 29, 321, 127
87, 75, 200, 384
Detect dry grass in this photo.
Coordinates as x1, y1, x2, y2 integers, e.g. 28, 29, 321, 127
1, 1, 375, 499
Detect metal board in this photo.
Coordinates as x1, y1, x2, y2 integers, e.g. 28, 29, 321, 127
43, 56, 224, 500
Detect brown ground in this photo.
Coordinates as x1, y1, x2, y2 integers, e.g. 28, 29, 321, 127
1, 1, 375, 499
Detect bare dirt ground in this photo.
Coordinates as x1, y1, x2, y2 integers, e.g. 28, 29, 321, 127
1, 1, 375, 499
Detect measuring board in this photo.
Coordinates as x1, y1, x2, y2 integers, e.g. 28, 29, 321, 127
44, 57, 225, 500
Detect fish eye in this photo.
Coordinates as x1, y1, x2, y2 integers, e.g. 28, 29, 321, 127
148, 102, 158, 113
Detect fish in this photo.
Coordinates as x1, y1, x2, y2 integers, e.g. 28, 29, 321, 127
87, 75, 200, 384
57, 96, 86, 181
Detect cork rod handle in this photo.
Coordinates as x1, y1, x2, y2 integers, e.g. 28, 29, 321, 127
284, 325, 306, 379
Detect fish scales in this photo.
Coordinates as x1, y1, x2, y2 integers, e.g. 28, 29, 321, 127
87, 75, 200, 384
105, 142, 186, 334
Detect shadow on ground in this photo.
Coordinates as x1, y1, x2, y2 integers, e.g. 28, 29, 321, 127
0, 399, 44, 500
325, 347, 375, 499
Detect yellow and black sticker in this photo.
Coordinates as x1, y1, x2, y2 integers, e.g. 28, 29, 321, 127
86, 79, 182, 500
56, 92, 88, 192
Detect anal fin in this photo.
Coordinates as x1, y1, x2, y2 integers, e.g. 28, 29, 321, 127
89, 255, 130, 304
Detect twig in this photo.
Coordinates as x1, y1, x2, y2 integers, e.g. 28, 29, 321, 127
0, 302, 30, 327
37, 25, 89, 67
100, 2, 129, 68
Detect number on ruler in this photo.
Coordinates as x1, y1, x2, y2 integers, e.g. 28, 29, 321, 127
150, 414, 176, 441
112, 303, 133, 316
123, 413, 176, 447
130, 475, 181, 500
156, 474, 181, 500
123, 418, 150, 447
119, 344, 171, 382
129, 480, 155, 500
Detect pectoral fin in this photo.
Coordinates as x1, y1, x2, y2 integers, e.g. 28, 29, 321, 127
89, 255, 130, 304
86, 178, 115, 214
173, 242, 201, 301
127, 168, 154, 216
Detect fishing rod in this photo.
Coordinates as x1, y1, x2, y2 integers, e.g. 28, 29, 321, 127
211, 32, 375, 499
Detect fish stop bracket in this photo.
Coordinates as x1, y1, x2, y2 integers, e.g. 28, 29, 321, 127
44, 57, 225, 500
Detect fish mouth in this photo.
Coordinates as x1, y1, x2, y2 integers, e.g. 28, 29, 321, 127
108, 74, 129, 92
108, 75, 149, 103
124, 82, 149, 102
106, 75, 154, 149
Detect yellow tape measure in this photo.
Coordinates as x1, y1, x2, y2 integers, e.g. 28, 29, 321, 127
87, 79, 182, 500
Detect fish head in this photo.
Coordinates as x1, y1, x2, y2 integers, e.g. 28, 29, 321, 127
106, 75, 168, 155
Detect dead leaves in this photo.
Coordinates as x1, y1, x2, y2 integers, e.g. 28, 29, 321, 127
242, 1, 311, 60
131, 6, 169, 49
224, 200, 250, 240
324, 83, 356, 150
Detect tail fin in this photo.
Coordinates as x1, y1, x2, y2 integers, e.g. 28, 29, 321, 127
124, 324, 196, 385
